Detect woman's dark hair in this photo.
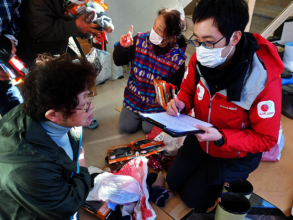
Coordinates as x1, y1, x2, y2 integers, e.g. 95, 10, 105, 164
192, 0, 249, 44
158, 8, 185, 38
21, 54, 98, 121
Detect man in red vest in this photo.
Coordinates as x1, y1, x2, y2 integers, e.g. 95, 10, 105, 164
166, 0, 283, 210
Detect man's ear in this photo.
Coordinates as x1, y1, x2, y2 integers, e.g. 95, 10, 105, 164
231, 31, 242, 47
45, 109, 61, 122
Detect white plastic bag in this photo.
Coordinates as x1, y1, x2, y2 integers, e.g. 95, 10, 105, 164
172, 0, 186, 31
95, 49, 111, 84
283, 42, 293, 72
86, 47, 102, 74
86, 172, 142, 204
161, 133, 186, 156
113, 63, 123, 80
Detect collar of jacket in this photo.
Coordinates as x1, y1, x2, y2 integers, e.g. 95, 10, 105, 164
197, 52, 268, 110
0, 104, 81, 174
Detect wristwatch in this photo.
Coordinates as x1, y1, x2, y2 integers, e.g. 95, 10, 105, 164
214, 136, 225, 147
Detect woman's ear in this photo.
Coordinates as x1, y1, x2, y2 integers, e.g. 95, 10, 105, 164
45, 109, 61, 122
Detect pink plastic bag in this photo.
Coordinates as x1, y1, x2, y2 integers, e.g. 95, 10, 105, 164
117, 156, 156, 220
261, 134, 284, 162
261, 123, 284, 162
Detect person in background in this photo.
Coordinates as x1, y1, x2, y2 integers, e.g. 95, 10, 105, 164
16, 0, 103, 63
0, 0, 23, 117
166, 0, 283, 210
16, 0, 113, 129
0, 55, 98, 220
114, 8, 187, 134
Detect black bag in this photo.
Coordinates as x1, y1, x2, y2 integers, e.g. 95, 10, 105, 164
282, 84, 293, 119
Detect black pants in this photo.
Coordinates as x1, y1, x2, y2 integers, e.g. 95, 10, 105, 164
166, 135, 262, 209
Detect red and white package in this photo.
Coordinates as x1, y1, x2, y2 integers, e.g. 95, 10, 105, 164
117, 156, 156, 220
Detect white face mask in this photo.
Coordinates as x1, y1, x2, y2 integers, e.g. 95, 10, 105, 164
150, 28, 166, 45
196, 33, 235, 68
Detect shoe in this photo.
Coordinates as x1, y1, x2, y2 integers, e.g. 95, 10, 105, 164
281, 69, 293, 79
86, 117, 99, 129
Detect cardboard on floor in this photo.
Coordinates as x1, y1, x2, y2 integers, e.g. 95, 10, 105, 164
115, 106, 123, 113
248, 115, 293, 217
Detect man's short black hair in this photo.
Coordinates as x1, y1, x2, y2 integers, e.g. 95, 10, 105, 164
192, 0, 249, 44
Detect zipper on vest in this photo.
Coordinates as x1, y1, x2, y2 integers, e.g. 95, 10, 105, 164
206, 95, 215, 154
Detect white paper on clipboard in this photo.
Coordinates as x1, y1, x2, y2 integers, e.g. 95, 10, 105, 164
140, 112, 212, 133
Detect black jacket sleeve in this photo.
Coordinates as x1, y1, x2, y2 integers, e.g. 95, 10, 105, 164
6, 164, 91, 220
113, 35, 138, 66
25, 0, 78, 42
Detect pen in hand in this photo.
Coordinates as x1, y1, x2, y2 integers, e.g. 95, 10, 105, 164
174, 94, 180, 117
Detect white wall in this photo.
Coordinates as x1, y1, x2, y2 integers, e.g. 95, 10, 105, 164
105, 0, 182, 52
279, 21, 293, 44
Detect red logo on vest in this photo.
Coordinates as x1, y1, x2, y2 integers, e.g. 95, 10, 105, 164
257, 101, 275, 119
261, 104, 269, 112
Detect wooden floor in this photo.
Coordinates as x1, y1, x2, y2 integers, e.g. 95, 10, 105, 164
82, 72, 145, 169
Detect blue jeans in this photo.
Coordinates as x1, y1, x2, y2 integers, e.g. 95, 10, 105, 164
0, 80, 23, 117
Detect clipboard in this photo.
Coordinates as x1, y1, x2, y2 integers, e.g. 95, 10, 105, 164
137, 113, 209, 137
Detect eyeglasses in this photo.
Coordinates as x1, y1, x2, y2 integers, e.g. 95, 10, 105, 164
188, 34, 227, 49
76, 90, 94, 113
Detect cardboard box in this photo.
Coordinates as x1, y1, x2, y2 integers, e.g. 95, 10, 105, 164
80, 43, 92, 57
91, 85, 97, 96
78, 38, 92, 47
115, 106, 123, 113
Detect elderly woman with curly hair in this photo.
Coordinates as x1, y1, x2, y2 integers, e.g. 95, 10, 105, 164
0, 55, 99, 220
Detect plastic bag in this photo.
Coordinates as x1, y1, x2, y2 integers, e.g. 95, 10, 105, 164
95, 49, 111, 84
147, 126, 185, 156
261, 123, 284, 162
172, 0, 186, 31
283, 42, 293, 72
113, 63, 123, 80
86, 47, 102, 74
117, 156, 156, 220
261, 134, 284, 162
86, 172, 142, 204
